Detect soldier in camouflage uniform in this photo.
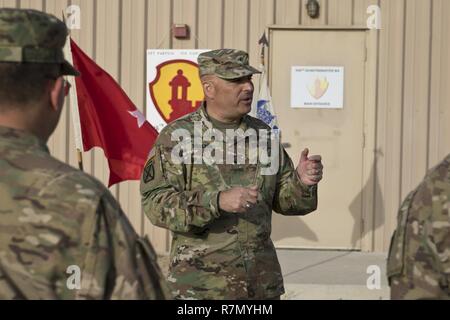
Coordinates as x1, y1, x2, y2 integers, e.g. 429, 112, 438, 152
387, 154, 450, 299
141, 49, 323, 299
0, 8, 169, 299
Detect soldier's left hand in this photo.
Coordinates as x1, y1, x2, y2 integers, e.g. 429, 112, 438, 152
297, 148, 323, 186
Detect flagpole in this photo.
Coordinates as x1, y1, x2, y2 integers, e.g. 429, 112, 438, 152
255, 32, 279, 136
63, 12, 84, 171
76, 150, 83, 171
260, 38, 265, 68
258, 32, 269, 93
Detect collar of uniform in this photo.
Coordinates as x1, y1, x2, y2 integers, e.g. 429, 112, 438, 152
0, 125, 49, 154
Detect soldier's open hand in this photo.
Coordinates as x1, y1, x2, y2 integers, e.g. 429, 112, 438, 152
219, 186, 259, 213
297, 148, 323, 186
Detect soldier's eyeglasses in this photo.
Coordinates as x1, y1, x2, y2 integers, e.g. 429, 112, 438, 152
62, 79, 71, 96
46, 76, 71, 97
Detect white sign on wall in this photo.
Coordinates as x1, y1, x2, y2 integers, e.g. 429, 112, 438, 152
146, 49, 209, 132
291, 66, 344, 109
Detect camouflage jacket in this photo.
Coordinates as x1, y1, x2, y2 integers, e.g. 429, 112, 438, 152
387, 154, 450, 299
140, 105, 318, 299
0, 126, 170, 299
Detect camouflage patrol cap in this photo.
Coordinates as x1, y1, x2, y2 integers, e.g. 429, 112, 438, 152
0, 8, 79, 76
198, 49, 261, 80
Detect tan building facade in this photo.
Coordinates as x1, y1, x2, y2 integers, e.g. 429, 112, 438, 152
2, 0, 449, 253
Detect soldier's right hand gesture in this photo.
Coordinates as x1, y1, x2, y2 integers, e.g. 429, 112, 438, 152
218, 186, 259, 213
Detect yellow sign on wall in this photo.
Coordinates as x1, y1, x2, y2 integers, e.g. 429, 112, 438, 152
146, 50, 209, 132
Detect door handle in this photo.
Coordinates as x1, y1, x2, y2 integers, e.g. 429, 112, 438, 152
282, 142, 291, 149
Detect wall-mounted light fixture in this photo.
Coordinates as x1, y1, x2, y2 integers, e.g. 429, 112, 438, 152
306, 0, 320, 19
172, 24, 189, 39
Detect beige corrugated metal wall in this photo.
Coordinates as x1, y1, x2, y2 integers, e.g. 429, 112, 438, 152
2, 0, 449, 253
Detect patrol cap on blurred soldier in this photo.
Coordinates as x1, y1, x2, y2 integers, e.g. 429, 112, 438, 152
0, 8, 78, 74
0, 8, 78, 116
0, 8, 169, 300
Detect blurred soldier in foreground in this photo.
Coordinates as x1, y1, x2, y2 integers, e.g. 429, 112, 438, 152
0, 8, 169, 299
141, 49, 323, 299
387, 154, 450, 299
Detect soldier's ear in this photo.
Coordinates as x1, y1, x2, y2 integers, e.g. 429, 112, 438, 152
202, 80, 215, 100
49, 77, 65, 112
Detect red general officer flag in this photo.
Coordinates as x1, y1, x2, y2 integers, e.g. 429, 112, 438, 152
70, 39, 158, 187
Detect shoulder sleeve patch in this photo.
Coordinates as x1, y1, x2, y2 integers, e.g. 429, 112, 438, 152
143, 160, 155, 183
143, 147, 158, 183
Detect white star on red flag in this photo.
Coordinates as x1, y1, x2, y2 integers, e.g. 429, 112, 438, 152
128, 109, 146, 128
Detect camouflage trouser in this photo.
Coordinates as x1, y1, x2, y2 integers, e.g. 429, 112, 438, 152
389, 274, 450, 300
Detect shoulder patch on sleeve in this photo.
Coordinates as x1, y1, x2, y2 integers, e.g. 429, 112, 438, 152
143, 147, 158, 183
143, 160, 155, 183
